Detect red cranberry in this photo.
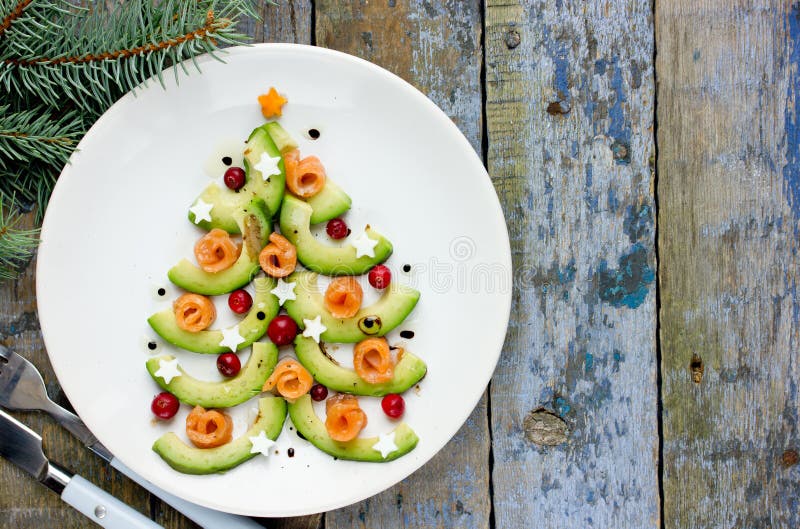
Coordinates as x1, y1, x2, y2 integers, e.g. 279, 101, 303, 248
151, 392, 179, 420
267, 315, 298, 346
228, 289, 252, 314
217, 353, 241, 377
381, 393, 405, 418
326, 218, 349, 239
223, 167, 246, 190
310, 384, 328, 401
368, 265, 392, 289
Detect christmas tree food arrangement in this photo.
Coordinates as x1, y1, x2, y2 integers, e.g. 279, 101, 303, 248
146, 89, 426, 474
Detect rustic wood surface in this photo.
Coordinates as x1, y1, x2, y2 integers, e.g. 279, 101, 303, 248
656, 0, 800, 527
3, 0, 800, 527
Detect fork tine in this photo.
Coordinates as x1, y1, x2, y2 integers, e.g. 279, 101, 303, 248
0, 344, 11, 362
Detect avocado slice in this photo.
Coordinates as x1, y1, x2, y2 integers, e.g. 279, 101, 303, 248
148, 277, 279, 354
294, 336, 426, 396
153, 397, 287, 474
262, 122, 351, 224
284, 272, 419, 343
146, 342, 278, 408
288, 394, 418, 462
280, 195, 392, 275
169, 198, 271, 296
188, 126, 285, 233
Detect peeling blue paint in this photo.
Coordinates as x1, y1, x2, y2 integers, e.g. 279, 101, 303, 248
784, 5, 800, 218
554, 396, 571, 415
595, 58, 608, 75
585, 352, 594, 371
585, 163, 598, 212
623, 203, 653, 243
693, 49, 701, 61
557, 260, 576, 284
607, 187, 619, 212
596, 243, 654, 309
608, 60, 631, 144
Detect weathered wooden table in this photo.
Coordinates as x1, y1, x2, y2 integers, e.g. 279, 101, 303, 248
2, 1, 799, 527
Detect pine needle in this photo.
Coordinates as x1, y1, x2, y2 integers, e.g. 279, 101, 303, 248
0, 197, 40, 279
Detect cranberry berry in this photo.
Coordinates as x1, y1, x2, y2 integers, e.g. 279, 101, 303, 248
228, 289, 253, 314
267, 315, 298, 346
223, 167, 246, 190
326, 218, 349, 240
217, 353, 241, 377
368, 265, 392, 289
151, 392, 179, 420
381, 393, 405, 419
310, 384, 329, 402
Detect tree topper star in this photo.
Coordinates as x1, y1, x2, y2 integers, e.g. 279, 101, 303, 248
219, 325, 245, 352
254, 151, 282, 180
249, 431, 277, 457
270, 278, 297, 305
372, 431, 398, 459
302, 315, 327, 343
352, 230, 379, 258
188, 198, 213, 224
154, 357, 181, 384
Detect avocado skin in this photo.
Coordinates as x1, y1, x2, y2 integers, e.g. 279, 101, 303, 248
294, 336, 426, 396
284, 272, 419, 343
152, 397, 287, 475
288, 395, 418, 462
148, 276, 278, 354
280, 195, 392, 276
146, 342, 278, 408
170, 199, 271, 296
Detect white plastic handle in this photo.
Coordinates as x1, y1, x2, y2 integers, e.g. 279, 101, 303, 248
61, 475, 163, 529
110, 457, 263, 529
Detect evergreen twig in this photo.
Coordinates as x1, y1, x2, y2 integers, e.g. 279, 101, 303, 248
0, 197, 40, 279
0, 103, 83, 169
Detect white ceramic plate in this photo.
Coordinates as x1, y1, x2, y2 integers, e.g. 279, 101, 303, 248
36, 44, 511, 516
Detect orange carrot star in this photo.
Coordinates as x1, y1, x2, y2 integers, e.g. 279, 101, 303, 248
258, 87, 287, 118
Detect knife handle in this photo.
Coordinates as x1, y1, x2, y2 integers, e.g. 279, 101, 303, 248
61, 475, 163, 529
109, 457, 264, 529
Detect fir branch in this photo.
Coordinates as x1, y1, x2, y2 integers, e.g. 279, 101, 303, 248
0, 197, 39, 279
0, 0, 33, 38
0, 103, 83, 169
0, 160, 57, 220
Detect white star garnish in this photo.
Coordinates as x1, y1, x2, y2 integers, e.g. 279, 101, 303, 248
372, 431, 398, 459
302, 315, 327, 343
219, 325, 245, 352
270, 278, 297, 305
154, 358, 181, 384
253, 152, 282, 180
352, 230, 379, 258
249, 431, 277, 457
188, 198, 213, 224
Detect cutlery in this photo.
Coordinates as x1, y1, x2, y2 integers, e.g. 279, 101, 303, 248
0, 344, 263, 529
0, 408, 163, 528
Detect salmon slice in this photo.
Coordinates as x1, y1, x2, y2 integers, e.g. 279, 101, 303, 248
194, 228, 241, 273
325, 394, 367, 442
283, 149, 326, 198
259, 233, 297, 278
185, 406, 233, 448
173, 293, 216, 332
353, 337, 395, 384
262, 358, 313, 401
324, 277, 364, 318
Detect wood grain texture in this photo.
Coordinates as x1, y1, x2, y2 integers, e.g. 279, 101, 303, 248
657, 1, 800, 527
315, 2, 490, 528
485, 0, 659, 527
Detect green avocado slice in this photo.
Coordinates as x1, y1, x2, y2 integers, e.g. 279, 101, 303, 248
262, 122, 351, 224
187, 126, 285, 233
169, 198, 271, 296
280, 195, 391, 276
284, 272, 419, 343
288, 394, 418, 462
148, 277, 278, 354
294, 336, 426, 396
152, 397, 287, 475
146, 342, 278, 408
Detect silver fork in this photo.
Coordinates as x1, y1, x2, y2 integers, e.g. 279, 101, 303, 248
0, 344, 262, 529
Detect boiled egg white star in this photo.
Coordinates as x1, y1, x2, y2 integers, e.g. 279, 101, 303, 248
219, 325, 245, 352
352, 230, 379, 258
154, 358, 181, 384
271, 278, 297, 305
302, 315, 327, 343
189, 198, 214, 224
253, 152, 282, 180
372, 431, 398, 459
249, 431, 277, 457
